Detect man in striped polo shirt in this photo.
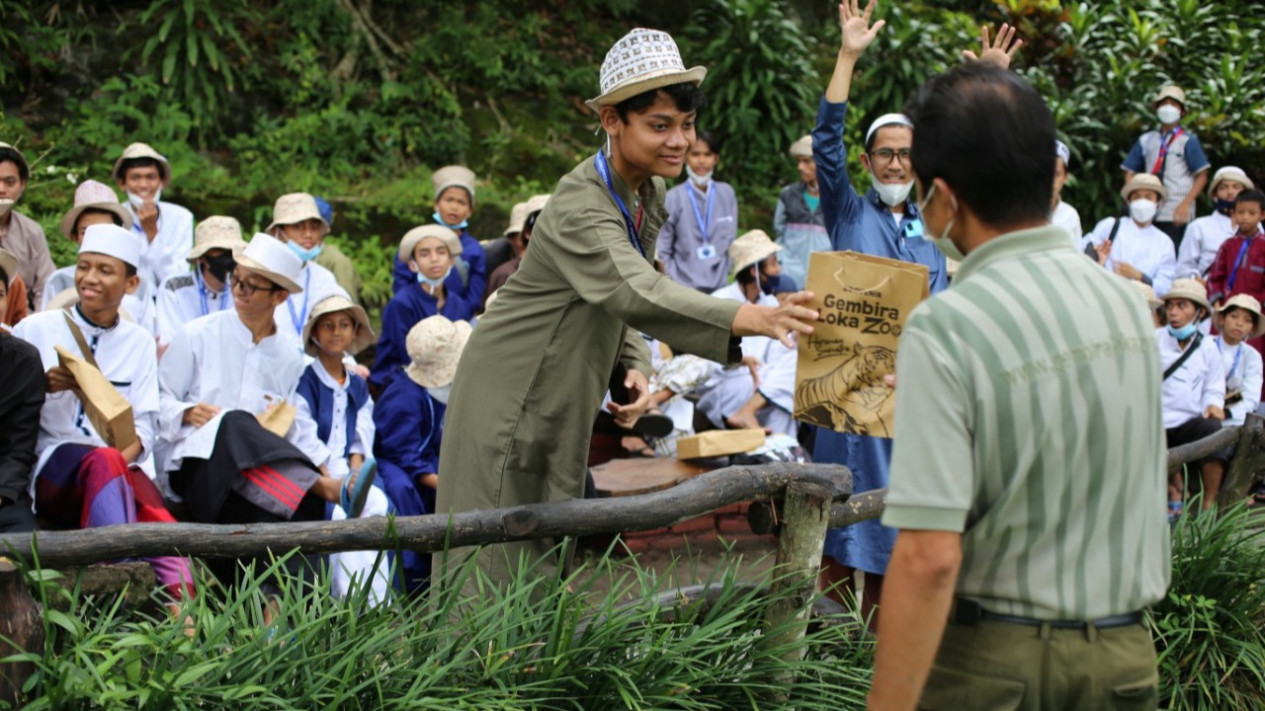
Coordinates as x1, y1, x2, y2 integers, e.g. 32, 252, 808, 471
867, 62, 1170, 710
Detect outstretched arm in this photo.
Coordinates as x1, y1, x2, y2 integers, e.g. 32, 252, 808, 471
962, 23, 1023, 68
824, 0, 885, 104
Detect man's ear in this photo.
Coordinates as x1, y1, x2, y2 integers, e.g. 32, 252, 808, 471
859, 152, 872, 174
407, 259, 420, 274
271, 289, 290, 308
123, 274, 141, 296
599, 106, 623, 139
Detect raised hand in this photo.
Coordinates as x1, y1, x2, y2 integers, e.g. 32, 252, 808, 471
962, 23, 1023, 69
839, 0, 885, 56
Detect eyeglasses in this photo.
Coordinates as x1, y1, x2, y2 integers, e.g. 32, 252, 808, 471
870, 148, 912, 165
230, 274, 281, 296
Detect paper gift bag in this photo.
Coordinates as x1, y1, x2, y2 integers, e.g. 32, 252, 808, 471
54, 345, 138, 450
794, 251, 929, 438
256, 401, 297, 438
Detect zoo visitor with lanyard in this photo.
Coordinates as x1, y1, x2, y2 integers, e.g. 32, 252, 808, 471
433, 28, 819, 592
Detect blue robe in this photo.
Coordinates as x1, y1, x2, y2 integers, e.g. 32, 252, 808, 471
369, 283, 474, 392
372, 373, 445, 592
812, 96, 948, 575
390, 229, 488, 309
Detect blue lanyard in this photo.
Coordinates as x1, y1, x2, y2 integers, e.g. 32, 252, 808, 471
195, 270, 230, 317
285, 268, 312, 334
1216, 337, 1243, 380
687, 182, 715, 242
593, 151, 646, 258
1226, 233, 1258, 292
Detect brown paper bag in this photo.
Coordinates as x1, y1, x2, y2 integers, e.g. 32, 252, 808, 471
676, 430, 766, 460
256, 401, 296, 438
54, 345, 138, 451
794, 251, 930, 438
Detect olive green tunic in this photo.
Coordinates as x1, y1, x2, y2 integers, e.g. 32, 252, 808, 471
434, 155, 742, 588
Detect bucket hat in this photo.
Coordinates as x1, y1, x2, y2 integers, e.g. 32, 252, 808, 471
586, 29, 706, 112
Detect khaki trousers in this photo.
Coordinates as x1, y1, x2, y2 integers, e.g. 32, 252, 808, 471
918, 618, 1159, 710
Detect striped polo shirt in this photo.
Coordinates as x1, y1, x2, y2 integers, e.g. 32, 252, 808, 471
883, 225, 1171, 620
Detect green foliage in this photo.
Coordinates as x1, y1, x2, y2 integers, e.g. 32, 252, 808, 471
4, 548, 875, 709
1149, 502, 1265, 710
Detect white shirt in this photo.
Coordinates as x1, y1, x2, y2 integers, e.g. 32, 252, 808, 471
274, 261, 343, 338
294, 361, 376, 479
156, 270, 232, 346
41, 266, 157, 336
1051, 200, 1082, 246
124, 200, 194, 291
1215, 336, 1262, 427
1085, 218, 1177, 296
12, 307, 160, 493
1176, 212, 1235, 280
1158, 328, 1225, 429
157, 309, 322, 474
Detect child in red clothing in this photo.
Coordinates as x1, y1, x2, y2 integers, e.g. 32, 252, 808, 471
1207, 189, 1265, 397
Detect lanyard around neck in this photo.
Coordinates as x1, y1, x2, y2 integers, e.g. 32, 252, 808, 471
285, 267, 313, 334
687, 182, 715, 242
195, 269, 230, 317
1216, 336, 1243, 380
594, 151, 646, 258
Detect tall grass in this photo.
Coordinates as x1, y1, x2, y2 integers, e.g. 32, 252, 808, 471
2, 546, 874, 710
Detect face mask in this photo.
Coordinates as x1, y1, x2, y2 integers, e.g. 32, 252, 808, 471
285, 240, 322, 262
1167, 322, 1198, 341
433, 211, 468, 231
0, 198, 14, 217
1130, 199, 1158, 225
203, 253, 236, 284
686, 164, 712, 188
916, 183, 964, 261
759, 268, 781, 296
428, 383, 452, 405
127, 189, 161, 208
871, 175, 914, 207
416, 265, 452, 290
1157, 104, 1182, 125
1215, 198, 1236, 216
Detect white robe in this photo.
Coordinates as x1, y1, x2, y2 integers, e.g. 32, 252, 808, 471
1051, 200, 1082, 246
295, 361, 376, 479
156, 270, 233, 346
274, 261, 344, 340
1084, 218, 1178, 296
124, 200, 194, 292
1215, 336, 1263, 427
1176, 212, 1235, 280
11, 308, 160, 501
41, 266, 157, 336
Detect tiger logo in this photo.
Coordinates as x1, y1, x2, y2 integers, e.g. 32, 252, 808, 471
796, 342, 896, 437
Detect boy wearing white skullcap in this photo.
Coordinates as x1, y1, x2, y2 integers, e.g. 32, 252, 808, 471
1051, 140, 1083, 245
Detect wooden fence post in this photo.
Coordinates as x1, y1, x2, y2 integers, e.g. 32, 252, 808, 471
1219, 412, 1265, 509
759, 480, 833, 701
0, 560, 42, 707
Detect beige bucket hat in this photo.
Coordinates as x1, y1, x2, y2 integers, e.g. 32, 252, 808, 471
111, 143, 171, 184
1208, 166, 1255, 198
266, 193, 330, 236
405, 315, 472, 389
0, 247, 17, 285
1130, 280, 1162, 310
301, 293, 375, 357
59, 180, 133, 239
1216, 294, 1265, 340
586, 28, 706, 112
1153, 84, 1187, 108
399, 224, 462, 262
788, 135, 813, 158
1162, 277, 1210, 314
432, 166, 476, 204
504, 193, 551, 235
730, 229, 782, 275
187, 216, 246, 261
233, 233, 304, 293
1120, 173, 1168, 204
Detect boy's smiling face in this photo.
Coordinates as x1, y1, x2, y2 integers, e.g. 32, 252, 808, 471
312, 310, 357, 357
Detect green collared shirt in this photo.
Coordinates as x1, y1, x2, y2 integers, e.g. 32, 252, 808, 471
883, 225, 1170, 620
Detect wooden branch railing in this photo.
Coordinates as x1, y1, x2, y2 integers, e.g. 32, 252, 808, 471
0, 462, 852, 568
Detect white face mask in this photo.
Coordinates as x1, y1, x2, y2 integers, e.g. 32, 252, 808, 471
429, 383, 452, 405
0, 198, 14, 218
1130, 199, 1158, 225
917, 183, 964, 261
686, 164, 712, 188
127, 189, 161, 208
871, 175, 914, 207
1156, 104, 1182, 125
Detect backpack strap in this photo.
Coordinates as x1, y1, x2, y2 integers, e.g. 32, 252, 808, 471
1163, 331, 1204, 381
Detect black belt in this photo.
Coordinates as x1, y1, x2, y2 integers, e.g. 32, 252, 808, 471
953, 598, 1143, 630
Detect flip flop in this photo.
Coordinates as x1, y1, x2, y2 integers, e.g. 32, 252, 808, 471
630, 412, 674, 439
341, 458, 379, 519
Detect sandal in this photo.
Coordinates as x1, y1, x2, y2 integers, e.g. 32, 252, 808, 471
340, 458, 379, 519
630, 412, 674, 439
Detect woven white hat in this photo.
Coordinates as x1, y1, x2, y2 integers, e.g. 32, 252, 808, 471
865, 113, 913, 147
1208, 166, 1255, 198
302, 292, 374, 357
788, 134, 813, 158
730, 229, 782, 275
586, 28, 706, 111
405, 315, 472, 389
1055, 140, 1071, 169
1121, 173, 1168, 204
0, 247, 17, 286
111, 142, 171, 184
399, 224, 462, 262
188, 216, 247, 261
80, 223, 141, 269
1162, 277, 1210, 314
266, 193, 330, 236
1130, 280, 1162, 310
1216, 293, 1265, 340
60, 180, 133, 239
505, 193, 551, 235
233, 232, 304, 293
1153, 84, 1187, 108
432, 165, 477, 204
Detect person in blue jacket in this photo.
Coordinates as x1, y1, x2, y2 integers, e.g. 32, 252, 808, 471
373, 315, 471, 593
812, 0, 1021, 626
370, 225, 474, 392
390, 165, 488, 310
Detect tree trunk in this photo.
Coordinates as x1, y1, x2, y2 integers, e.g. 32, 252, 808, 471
1219, 413, 1265, 508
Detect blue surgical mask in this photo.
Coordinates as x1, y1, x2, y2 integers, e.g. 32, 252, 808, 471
1215, 198, 1236, 216
1167, 322, 1198, 341
760, 270, 781, 295
433, 211, 468, 231
428, 383, 452, 405
286, 241, 322, 262
416, 265, 452, 290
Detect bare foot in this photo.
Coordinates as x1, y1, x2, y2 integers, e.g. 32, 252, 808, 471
725, 410, 763, 431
